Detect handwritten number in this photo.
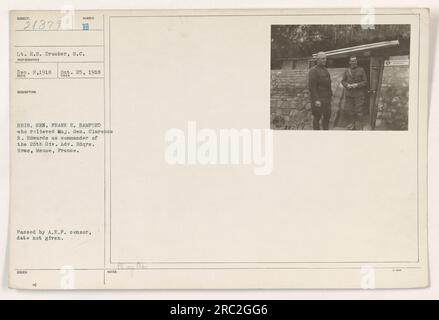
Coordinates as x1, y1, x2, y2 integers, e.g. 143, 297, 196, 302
39, 20, 46, 30
22, 19, 63, 31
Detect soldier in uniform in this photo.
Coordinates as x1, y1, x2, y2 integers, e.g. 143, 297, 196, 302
341, 56, 368, 130
308, 52, 333, 130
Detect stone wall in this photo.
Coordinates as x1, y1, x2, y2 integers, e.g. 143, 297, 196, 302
270, 68, 345, 130
271, 63, 410, 130
375, 65, 409, 130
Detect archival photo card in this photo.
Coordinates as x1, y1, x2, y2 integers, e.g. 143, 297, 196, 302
8, 8, 429, 289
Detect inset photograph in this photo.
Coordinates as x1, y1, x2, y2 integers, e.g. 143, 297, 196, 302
270, 24, 410, 130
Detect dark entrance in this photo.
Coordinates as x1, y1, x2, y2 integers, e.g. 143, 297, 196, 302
357, 57, 371, 122
313, 39, 403, 130
328, 56, 372, 129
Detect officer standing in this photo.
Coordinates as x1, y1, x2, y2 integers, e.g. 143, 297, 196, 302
308, 52, 333, 130
341, 56, 368, 130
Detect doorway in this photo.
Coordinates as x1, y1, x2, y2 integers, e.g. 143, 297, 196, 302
357, 57, 371, 120
329, 56, 372, 129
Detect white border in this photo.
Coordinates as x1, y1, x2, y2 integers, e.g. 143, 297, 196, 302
0, 0, 438, 299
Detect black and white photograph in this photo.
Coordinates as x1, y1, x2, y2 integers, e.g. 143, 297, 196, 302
271, 24, 411, 130
1, 3, 437, 300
